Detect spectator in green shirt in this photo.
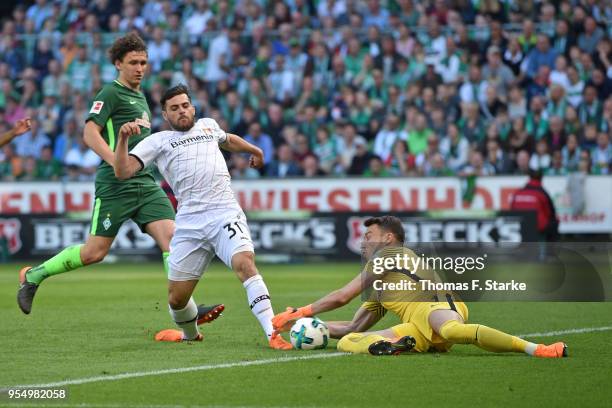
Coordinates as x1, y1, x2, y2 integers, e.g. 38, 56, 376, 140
35, 146, 63, 180
407, 112, 433, 155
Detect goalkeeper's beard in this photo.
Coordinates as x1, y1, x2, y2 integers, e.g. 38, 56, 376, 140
170, 115, 196, 132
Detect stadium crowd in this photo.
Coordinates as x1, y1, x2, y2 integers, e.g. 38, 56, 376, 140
0, 0, 611, 181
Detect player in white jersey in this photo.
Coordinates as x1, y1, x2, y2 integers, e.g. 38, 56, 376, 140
113, 84, 292, 350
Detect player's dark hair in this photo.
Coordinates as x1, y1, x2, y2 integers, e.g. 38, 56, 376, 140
529, 169, 543, 181
108, 32, 147, 64
364, 216, 405, 243
160, 84, 192, 110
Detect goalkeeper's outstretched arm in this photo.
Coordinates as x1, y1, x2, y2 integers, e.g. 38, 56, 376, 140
272, 272, 367, 332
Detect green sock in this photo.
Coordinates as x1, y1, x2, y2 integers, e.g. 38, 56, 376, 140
26, 245, 84, 285
163, 251, 170, 276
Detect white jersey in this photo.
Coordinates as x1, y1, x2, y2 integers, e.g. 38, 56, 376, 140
130, 118, 240, 215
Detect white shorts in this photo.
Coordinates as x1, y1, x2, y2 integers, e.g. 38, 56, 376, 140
168, 208, 254, 281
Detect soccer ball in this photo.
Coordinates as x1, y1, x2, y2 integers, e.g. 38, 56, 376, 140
290, 317, 329, 350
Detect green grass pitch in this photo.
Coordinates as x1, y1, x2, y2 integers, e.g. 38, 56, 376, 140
1, 262, 612, 407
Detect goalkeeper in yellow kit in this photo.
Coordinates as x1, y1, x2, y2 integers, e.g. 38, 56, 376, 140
272, 216, 567, 358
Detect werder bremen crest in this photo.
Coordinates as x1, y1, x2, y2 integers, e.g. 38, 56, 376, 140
103, 213, 112, 231
135, 111, 151, 128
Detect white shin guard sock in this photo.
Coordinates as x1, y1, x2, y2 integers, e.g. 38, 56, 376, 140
169, 297, 200, 340
243, 274, 274, 339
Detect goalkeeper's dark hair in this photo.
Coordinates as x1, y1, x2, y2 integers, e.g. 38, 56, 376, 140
364, 216, 405, 243
160, 84, 192, 110
108, 32, 147, 64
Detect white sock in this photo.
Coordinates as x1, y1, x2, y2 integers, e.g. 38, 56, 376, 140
169, 297, 200, 340
243, 274, 274, 340
525, 342, 538, 356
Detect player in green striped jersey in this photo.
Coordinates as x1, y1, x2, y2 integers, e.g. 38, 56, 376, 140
18, 34, 223, 324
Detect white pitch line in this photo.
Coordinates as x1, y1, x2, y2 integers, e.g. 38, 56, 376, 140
2, 325, 611, 392
517, 325, 612, 338
1, 352, 348, 391
0, 404, 288, 408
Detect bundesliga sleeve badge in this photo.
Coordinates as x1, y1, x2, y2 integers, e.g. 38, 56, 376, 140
89, 101, 104, 114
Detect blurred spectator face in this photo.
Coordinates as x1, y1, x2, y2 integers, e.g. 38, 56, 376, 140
344, 124, 356, 139
530, 96, 544, 113
227, 91, 239, 108
549, 116, 563, 134
523, 20, 534, 36
580, 52, 593, 71
583, 86, 597, 104
469, 151, 483, 169
386, 114, 399, 129
348, 38, 360, 55
597, 133, 610, 149
517, 150, 530, 171
367, 26, 380, 43
24, 156, 36, 175
415, 114, 427, 131
536, 65, 550, 83
302, 155, 319, 176
232, 154, 248, 171
487, 140, 499, 155
315, 128, 329, 143
368, 157, 384, 175
567, 134, 578, 151
584, 17, 596, 34
468, 65, 480, 82
466, 103, 479, 120
554, 55, 567, 72
47, 59, 60, 75
426, 135, 438, 152
249, 123, 262, 138
40, 146, 52, 161
584, 125, 597, 142
354, 138, 368, 156
486, 123, 499, 139
509, 87, 522, 103
556, 20, 569, 36
268, 104, 283, 123
550, 85, 564, 102
431, 109, 444, 126
3, 144, 15, 158
430, 153, 445, 170
507, 37, 520, 54
388, 86, 400, 101
29, 118, 39, 135
296, 135, 310, 154
578, 151, 591, 173
448, 124, 459, 141
536, 139, 549, 155
486, 47, 501, 66
567, 66, 579, 83
77, 46, 87, 61
536, 35, 550, 52
368, 0, 380, 14
552, 150, 562, 168
422, 87, 434, 104
486, 86, 498, 103
278, 144, 293, 162
591, 69, 605, 86
382, 36, 395, 53
332, 56, 345, 73
372, 70, 384, 86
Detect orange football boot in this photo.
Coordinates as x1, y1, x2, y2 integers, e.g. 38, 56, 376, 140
534, 342, 568, 358
269, 332, 293, 350
155, 329, 203, 342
